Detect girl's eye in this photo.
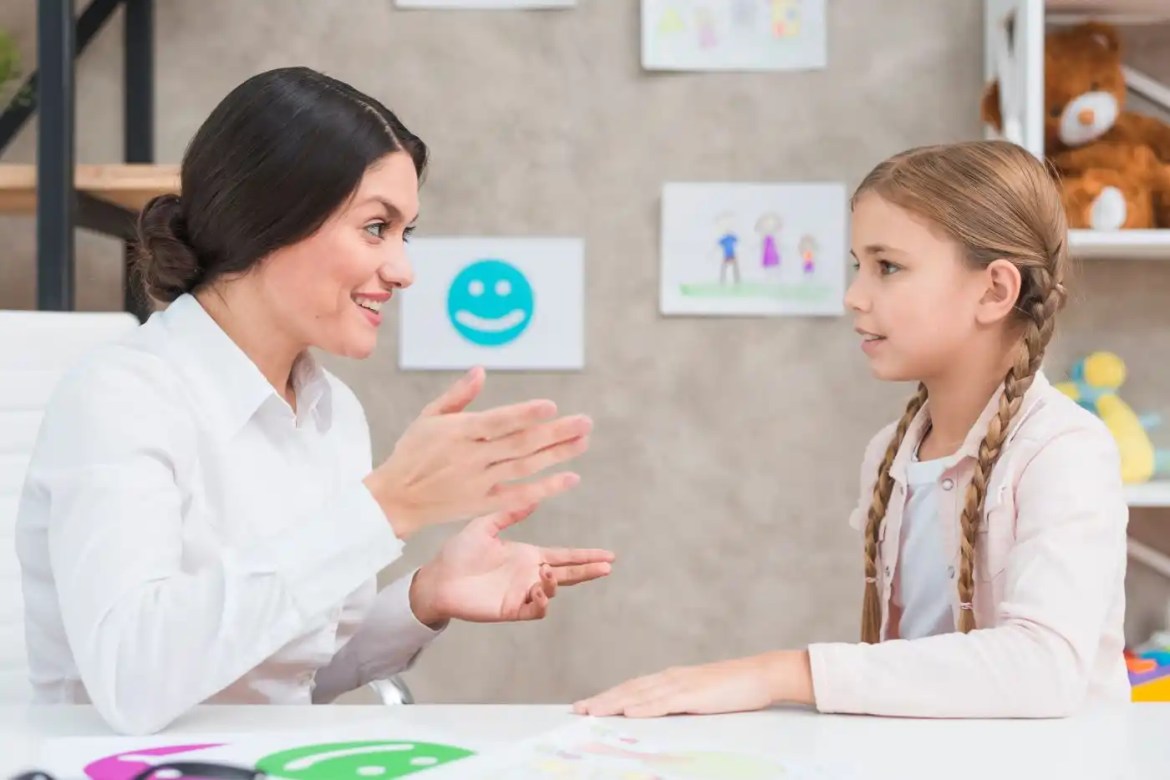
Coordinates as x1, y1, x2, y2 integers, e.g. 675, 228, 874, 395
404, 225, 416, 243
879, 260, 900, 275
365, 222, 387, 239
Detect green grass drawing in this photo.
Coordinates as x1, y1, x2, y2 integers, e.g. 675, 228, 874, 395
680, 281, 833, 302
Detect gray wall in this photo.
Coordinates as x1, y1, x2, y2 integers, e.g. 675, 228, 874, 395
2, 0, 1169, 705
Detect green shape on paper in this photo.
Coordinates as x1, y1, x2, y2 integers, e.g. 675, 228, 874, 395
255, 740, 474, 779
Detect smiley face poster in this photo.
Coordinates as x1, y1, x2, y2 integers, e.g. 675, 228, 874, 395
398, 237, 584, 371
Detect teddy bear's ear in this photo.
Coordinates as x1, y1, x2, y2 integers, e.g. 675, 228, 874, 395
1076, 20, 1121, 53
981, 80, 1003, 130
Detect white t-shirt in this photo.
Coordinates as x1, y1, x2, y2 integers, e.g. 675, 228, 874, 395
891, 449, 956, 640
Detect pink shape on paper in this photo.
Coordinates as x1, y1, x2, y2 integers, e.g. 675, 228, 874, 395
84, 743, 224, 780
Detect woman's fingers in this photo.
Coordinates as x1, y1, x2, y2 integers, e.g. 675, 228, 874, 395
516, 580, 551, 621
540, 564, 558, 599
542, 547, 616, 566
468, 400, 560, 440
487, 415, 594, 466
419, 367, 485, 416
485, 471, 581, 515
488, 434, 592, 485
551, 561, 613, 586
483, 505, 539, 534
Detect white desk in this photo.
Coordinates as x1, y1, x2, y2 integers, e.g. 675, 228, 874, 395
2, 703, 1169, 779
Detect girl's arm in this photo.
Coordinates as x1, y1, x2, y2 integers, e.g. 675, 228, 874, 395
809, 425, 1127, 718
576, 425, 1125, 719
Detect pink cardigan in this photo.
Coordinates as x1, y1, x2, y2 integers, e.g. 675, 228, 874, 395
808, 372, 1131, 717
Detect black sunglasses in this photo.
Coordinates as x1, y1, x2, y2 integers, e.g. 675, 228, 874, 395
10, 762, 268, 780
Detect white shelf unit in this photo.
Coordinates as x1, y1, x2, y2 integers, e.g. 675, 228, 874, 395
985, 1, 1170, 603
983, 0, 1170, 261
1127, 482, 1170, 509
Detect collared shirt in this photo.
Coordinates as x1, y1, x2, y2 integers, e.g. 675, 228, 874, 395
809, 372, 1131, 717
16, 293, 439, 735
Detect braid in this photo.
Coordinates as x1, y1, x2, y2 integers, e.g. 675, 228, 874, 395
861, 384, 928, 643
955, 266, 1065, 632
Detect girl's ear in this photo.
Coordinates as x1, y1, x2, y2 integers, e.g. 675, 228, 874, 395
975, 258, 1022, 326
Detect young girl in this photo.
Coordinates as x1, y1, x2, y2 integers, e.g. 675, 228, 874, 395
575, 139, 1130, 719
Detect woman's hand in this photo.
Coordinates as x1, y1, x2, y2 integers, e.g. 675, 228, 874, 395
572, 651, 814, 718
364, 367, 592, 538
408, 505, 615, 626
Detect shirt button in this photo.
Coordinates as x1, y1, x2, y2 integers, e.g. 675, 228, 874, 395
884, 565, 891, 578
941, 478, 955, 490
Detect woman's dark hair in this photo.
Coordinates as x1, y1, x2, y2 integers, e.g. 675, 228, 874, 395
133, 66, 428, 303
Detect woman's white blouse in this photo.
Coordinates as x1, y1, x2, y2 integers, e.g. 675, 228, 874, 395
16, 293, 439, 735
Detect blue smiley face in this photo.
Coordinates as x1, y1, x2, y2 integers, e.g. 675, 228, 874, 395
446, 259, 535, 347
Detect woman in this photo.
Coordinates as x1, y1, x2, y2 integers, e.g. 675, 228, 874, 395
15, 67, 611, 736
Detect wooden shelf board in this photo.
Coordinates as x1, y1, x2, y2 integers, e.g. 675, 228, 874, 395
1047, 0, 1170, 20
0, 163, 180, 214
1128, 482, 1170, 509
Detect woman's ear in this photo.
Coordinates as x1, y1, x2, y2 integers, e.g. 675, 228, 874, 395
975, 259, 1022, 326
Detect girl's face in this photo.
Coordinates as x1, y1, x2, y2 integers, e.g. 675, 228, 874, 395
845, 192, 1005, 382
252, 152, 420, 360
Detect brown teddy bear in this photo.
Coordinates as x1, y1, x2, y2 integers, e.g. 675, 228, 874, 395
982, 21, 1170, 230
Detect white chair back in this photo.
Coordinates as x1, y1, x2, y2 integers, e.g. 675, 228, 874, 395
0, 310, 139, 703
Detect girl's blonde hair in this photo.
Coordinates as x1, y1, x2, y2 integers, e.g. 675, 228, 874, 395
853, 140, 1069, 643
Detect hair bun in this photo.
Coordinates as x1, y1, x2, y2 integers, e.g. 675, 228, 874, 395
134, 193, 202, 303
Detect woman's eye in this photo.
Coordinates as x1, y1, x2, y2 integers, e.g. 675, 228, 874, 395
365, 222, 387, 239
879, 260, 899, 275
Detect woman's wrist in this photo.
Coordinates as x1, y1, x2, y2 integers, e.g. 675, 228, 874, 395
408, 564, 449, 629
363, 474, 420, 540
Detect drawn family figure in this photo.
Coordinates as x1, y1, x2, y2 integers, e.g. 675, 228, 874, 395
755, 211, 782, 273
771, 0, 802, 38
798, 233, 818, 275
695, 6, 718, 48
713, 212, 741, 285
658, 5, 685, 35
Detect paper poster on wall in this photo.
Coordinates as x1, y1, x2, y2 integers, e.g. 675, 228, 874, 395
396, 0, 574, 8
642, 0, 827, 72
659, 181, 846, 317
38, 723, 487, 779
423, 718, 861, 778
398, 237, 584, 371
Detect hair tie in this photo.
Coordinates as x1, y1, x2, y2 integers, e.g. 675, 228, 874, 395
865, 577, 877, 584
959, 602, 973, 611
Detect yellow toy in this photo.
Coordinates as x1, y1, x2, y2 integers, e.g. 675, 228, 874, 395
1056, 352, 1170, 484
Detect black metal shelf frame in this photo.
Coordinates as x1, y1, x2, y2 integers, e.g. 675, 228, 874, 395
0, 0, 155, 321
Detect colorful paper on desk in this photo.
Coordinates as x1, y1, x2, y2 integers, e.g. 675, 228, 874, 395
420, 718, 860, 779
37, 721, 484, 779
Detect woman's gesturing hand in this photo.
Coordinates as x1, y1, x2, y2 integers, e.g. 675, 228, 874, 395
365, 367, 592, 538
